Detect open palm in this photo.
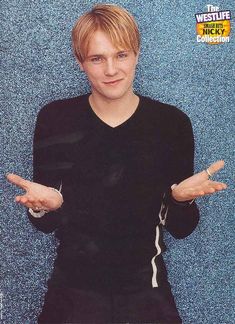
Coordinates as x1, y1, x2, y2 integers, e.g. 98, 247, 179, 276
171, 160, 227, 202
7, 174, 63, 211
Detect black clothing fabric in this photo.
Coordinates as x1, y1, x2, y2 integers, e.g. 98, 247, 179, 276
28, 94, 199, 322
38, 284, 182, 323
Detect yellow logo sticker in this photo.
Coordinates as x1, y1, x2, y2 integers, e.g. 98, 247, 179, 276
196, 5, 231, 44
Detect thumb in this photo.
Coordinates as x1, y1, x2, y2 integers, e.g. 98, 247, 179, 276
6, 173, 29, 190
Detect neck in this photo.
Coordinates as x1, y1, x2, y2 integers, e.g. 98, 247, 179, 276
89, 90, 139, 127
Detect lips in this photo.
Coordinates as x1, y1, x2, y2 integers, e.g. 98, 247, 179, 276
103, 79, 123, 85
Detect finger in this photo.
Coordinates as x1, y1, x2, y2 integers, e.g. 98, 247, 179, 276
15, 196, 35, 209
192, 183, 227, 197
178, 182, 226, 200
207, 180, 227, 190
32, 205, 44, 211
16, 194, 45, 208
6, 173, 30, 191
25, 194, 38, 204
207, 160, 225, 177
15, 195, 27, 203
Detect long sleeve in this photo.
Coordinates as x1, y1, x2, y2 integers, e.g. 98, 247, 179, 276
27, 104, 66, 233
162, 113, 200, 239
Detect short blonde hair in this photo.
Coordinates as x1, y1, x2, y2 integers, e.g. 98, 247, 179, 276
72, 4, 140, 62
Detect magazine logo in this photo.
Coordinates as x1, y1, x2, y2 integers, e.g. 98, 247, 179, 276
196, 5, 231, 44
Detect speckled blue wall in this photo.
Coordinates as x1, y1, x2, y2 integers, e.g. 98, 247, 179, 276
1, 0, 234, 323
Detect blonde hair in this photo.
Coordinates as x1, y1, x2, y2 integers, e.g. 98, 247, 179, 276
72, 4, 140, 62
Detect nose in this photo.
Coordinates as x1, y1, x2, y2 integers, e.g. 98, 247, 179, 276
104, 58, 118, 76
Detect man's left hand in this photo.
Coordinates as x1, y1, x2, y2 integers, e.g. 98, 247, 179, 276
171, 160, 227, 202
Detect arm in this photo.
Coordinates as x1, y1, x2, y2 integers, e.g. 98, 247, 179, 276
162, 115, 200, 238
162, 189, 199, 239
28, 106, 68, 233
161, 115, 226, 239
7, 105, 65, 233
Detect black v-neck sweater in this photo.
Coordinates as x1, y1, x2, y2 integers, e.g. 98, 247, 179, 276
28, 94, 199, 292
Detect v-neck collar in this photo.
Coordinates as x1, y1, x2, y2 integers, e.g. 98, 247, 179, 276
86, 94, 142, 131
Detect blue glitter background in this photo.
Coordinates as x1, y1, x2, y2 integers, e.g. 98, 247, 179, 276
1, 0, 234, 323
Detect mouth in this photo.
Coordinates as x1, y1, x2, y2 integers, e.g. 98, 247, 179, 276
103, 79, 123, 85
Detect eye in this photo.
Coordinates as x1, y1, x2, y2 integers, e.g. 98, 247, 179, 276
117, 52, 128, 60
90, 56, 103, 64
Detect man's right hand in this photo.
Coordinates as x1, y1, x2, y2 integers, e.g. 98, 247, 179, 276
6, 173, 63, 212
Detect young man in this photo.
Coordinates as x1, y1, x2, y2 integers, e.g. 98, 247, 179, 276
7, 4, 226, 323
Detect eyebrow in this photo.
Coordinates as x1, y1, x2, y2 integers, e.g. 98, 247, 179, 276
86, 54, 103, 59
86, 50, 130, 59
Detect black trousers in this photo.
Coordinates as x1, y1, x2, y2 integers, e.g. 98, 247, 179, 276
38, 284, 182, 324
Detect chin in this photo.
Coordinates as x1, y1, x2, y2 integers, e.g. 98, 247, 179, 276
98, 86, 132, 101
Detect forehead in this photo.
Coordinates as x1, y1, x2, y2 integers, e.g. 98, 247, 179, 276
86, 30, 128, 56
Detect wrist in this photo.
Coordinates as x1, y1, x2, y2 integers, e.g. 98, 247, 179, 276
170, 184, 195, 205
48, 187, 64, 209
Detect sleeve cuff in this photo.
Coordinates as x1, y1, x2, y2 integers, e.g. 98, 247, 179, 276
28, 208, 47, 218
159, 186, 195, 226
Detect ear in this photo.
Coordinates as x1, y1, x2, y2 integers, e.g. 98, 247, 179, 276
75, 57, 85, 71
78, 61, 85, 71
134, 50, 140, 65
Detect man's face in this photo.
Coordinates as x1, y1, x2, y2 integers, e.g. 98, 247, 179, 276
79, 30, 139, 101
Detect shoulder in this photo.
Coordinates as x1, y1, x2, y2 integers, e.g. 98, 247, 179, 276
138, 95, 193, 142
139, 95, 191, 126
34, 94, 90, 139
38, 94, 89, 121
